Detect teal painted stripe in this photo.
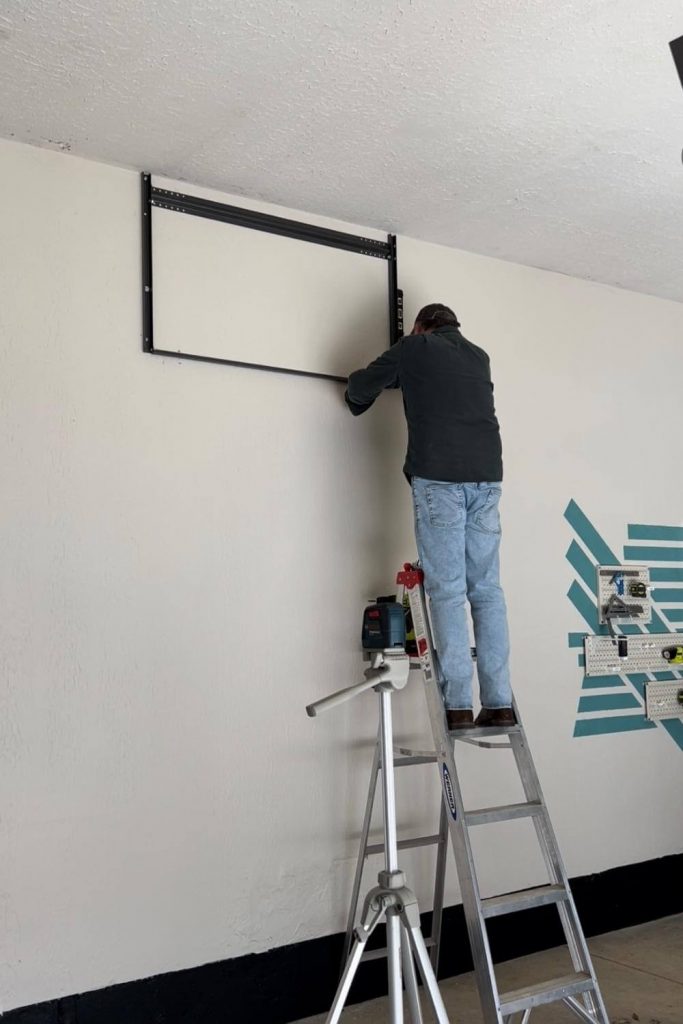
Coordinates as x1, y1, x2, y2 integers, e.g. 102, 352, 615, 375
652, 671, 683, 681
651, 588, 683, 603
626, 673, 648, 699
582, 675, 626, 689
578, 693, 641, 713
568, 632, 585, 648
620, 622, 644, 635
628, 524, 683, 541
612, 620, 670, 638
567, 580, 600, 632
574, 715, 656, 737
578, 654, 585, 667
566, 540, 598, 594
660, 608, 683, 621
648, 608, 670, 632
661, 718, 683, 751
565, 500, 619, 565
650, 568, 683, 582
624, 546, 683, 562
621, 598, 669, 633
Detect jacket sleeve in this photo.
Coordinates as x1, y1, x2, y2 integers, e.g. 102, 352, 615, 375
344, 343, 402, 416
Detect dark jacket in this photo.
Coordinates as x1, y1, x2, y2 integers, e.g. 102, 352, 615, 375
345, 326, 503, 483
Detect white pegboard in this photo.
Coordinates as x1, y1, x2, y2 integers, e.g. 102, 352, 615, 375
596, 565, 651, 625
645, 681, 683, 721
584, 633, 683, 676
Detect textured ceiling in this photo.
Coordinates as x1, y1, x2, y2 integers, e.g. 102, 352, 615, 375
2, 1, 683, 302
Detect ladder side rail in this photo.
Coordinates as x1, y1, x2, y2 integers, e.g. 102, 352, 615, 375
429, 800, 449, 971
342, 736, 381, 967
564, 993, 607, 1024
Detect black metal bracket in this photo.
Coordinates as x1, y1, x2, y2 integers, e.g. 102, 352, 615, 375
388, 233, 404, 346
140, 172, 402, 381
141, 173, 153, 354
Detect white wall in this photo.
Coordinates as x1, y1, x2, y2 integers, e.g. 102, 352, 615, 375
1, 138, 682, 1012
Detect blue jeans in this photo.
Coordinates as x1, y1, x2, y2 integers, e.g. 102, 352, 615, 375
411, 478, 512, 711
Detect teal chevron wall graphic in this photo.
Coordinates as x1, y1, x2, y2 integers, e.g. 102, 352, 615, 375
564, 500, 683, 751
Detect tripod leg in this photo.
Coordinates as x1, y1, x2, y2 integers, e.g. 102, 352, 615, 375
400, 921, 424, 1024
403, 923, 451, 1024
387, 907, 404, 1024
325, 897, 385, 1024
325, 938, 366, 1024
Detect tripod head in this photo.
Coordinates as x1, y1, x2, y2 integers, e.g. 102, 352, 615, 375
305, 649, 410, 718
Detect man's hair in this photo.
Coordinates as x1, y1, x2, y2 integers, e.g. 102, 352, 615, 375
415, 303, 460, 331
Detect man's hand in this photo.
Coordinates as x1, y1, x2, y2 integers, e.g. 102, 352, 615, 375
344, 388, 373, 416
344, 343, 402, 415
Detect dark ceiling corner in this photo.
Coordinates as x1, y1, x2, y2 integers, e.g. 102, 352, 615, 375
671, 35, 683, 92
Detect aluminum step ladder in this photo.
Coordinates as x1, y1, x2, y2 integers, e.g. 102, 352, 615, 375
344, 563, 609, 1024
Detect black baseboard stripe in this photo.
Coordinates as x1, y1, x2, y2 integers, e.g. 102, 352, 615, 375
4, 852, 681, 1024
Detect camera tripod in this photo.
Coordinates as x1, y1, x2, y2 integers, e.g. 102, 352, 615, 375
307, 649, 450, 1024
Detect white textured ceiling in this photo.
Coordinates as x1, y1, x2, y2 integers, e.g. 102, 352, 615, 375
2, 1, 683, 302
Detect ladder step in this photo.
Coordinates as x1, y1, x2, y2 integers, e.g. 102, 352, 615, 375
395, 754, 438, 766
361, 937, 435, 963
499, 973, 593, 1015
451, 724, 521, 740
366, 834, 441, 856
465, 800, 543, 826
481, 884, 568, 918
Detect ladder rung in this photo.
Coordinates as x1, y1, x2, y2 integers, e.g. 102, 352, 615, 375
465, 800, 543, 826
499, 973, 593, 1015
366, 834, 442, 856
361, 937, 435, 963
481, 884, 568, 918
451, 724, 521, 740
395, 754, 438, 766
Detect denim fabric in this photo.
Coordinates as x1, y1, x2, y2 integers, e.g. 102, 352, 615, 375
411, 478, 512, 710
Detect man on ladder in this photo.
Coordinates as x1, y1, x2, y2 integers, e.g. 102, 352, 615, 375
346, 303, 514, 731
342, 305, 609, 1023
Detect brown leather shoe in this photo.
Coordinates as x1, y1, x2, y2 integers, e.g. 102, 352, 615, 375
474, 707, 516, 728
446, 709, 474, 731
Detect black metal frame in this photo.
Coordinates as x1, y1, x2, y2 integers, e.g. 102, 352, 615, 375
141, 172, 402, 382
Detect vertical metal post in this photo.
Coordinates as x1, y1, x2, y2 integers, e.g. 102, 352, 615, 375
380, 688, 399, 873
380, 687, 403, 1023
388, 234, 403, 347
141, 172, 153, 353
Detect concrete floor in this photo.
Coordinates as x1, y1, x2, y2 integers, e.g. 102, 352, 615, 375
295, 914, 682, 1024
